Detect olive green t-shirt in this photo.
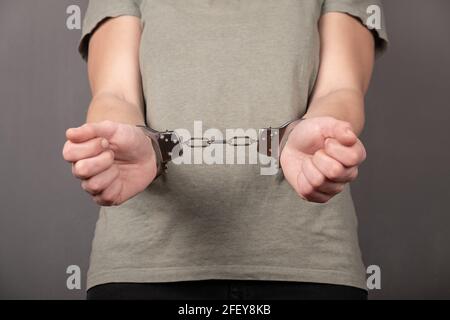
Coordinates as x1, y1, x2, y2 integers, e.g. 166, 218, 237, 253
80, 0, 388, 291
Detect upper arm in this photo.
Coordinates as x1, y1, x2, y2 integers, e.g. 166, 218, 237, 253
78, 0, 143, 112
310, 12, 376, 101
87, 16, 143, 110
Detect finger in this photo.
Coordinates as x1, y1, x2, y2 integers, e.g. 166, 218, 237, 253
319, 117, 357, 147
324, 138, 367, 167
72, 150, 114, 179
297, 170, 332, 203
81, 165, 120, 195
93, 179, 122, 207
302, 156, 345, 195
66, 120, 117, 143
63, 137, 109, 163
312, 149, 358, 183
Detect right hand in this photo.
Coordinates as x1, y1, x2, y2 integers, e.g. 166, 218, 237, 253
62, 120, 158, 206
280, 117, 366, 203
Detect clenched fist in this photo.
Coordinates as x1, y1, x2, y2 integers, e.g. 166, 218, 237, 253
62, 121, 158, 206
280, 117, 367, 203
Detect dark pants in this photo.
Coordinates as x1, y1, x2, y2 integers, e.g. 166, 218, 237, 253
87, 280, 367, 300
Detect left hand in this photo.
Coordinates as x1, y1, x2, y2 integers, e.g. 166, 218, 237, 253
280, 116, 367, 203
62, 121, 158, 206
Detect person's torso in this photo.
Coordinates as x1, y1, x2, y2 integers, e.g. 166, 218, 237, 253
88, 0, 365, 291
138, 0, 323, 131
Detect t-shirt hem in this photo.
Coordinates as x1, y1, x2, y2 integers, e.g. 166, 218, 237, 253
86, 265, 367, 292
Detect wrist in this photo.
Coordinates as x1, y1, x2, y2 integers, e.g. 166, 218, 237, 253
87, 94, 145, 126
278, 117, 306, 163
138, 125, 170, 179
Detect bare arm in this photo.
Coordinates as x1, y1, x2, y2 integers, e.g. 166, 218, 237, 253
63, 16, 157, 206
86, 16, 145, 125
281, 12, 375, 203
305, 12, 375, 135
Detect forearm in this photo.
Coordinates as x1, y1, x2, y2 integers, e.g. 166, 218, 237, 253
304, 88, 365, 136
86, 92, 145, 126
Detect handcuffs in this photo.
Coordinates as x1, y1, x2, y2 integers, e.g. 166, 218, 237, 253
138, 118, 304, 177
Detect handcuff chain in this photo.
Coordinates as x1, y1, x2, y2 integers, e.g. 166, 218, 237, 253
182, 136, 258, 148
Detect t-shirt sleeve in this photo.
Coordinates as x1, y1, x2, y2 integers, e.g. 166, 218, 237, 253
78, 0, 142, 60
321, 0, 389, 57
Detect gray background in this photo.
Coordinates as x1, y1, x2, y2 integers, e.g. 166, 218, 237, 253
0, 0, 449, 300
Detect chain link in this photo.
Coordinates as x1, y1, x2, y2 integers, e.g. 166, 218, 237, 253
181, 136, 259, 148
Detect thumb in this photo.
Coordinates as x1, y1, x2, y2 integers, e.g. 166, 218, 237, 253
334, 124, 357, 147
66, 121, 117, 143
320, 117, 357, 147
